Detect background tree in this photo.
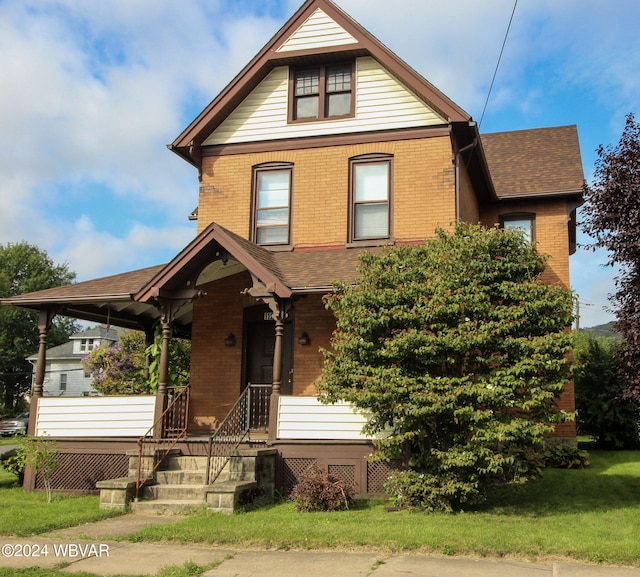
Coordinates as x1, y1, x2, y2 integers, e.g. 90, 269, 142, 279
320, 223, 574, 511
573, 331, 640, 449
83, 329, 191, 395
0, 242, 78, 412
581, 113, 640, 400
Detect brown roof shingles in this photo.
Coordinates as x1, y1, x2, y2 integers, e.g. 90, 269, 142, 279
1, 265, 163, 305
482, 125, 584, 199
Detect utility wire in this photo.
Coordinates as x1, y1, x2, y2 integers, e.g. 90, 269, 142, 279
479, 0, 518, 129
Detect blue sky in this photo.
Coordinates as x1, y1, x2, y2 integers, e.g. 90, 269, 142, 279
1, 0, 639, 328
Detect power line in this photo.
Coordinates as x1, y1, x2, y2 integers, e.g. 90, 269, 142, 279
479, 0, 518, 129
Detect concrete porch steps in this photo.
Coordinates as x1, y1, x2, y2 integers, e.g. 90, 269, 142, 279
112, 448, 275, 515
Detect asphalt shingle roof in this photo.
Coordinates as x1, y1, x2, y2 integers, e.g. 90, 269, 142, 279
482, 125, 584, 198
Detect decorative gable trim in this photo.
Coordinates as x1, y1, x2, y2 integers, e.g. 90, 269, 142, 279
276, 8, 357, 52
170, 0, 470, 169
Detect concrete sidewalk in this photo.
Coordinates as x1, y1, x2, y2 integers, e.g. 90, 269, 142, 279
0, 514, 637, 576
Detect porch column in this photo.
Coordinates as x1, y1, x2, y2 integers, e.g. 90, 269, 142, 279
30, 307, 56, 429
24, 306, 57, 491
267, 299, 289, 441
151, 291, 196, 438
154, 319, 171, 438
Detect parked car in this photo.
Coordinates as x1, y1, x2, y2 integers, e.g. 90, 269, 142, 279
0, 412, 29, 436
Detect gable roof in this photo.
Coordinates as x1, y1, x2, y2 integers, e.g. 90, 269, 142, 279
1, 223, 381, 330
169, 0, 471, 167
482, 125, 584, 199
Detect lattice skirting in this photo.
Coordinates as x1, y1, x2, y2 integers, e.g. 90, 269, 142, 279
280, 455, 402, 497
34, 452, 129, 494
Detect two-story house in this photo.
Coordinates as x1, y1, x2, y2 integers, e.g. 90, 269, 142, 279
2, 0, 583, 500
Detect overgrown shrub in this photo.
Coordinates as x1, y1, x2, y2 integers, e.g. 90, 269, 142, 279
544, 444, 591, 469
384, 469, 485, 513
574, 332, 640, 449
290, 467, 354, 512
321, 223, 575, 512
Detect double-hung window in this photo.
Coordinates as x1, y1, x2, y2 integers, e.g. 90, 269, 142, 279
291, 62, 354, 121
350, 155, 392, 242
252, 164, 293, 246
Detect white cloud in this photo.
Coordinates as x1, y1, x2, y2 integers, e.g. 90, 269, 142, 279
1, 0, 637, 329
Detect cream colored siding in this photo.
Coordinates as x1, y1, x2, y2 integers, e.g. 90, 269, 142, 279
277, 396, 372, 440
35, 396, 156, 437
204, 58, 445, 146
277, 8, 357, 52
355, 57, 443, 126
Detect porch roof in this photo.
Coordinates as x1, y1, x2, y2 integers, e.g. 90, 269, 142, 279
0, 223, 373, 330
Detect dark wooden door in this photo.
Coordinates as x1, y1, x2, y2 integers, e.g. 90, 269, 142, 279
246, 320, 293, 394
245, 319, 293, 430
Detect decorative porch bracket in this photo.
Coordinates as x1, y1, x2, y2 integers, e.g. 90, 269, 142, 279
246, 274, 291, 441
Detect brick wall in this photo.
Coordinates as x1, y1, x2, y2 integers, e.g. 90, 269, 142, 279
291, 295, 335, 395
198, 136, 456, 246
479, 198, 571, 287
188, 272, 254, 434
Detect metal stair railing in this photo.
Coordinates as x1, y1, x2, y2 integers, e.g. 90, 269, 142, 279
205, 383, 272, 485
135, 385, 190, 500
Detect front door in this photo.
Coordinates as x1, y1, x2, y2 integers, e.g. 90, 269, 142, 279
244, 306, 294, 429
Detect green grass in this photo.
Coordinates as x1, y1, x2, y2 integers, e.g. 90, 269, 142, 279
0, 471, 121, 536
126, 450, 640, 566
0, 451, 639, 567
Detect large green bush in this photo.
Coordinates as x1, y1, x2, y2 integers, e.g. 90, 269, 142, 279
320, 223, 575, 512
574, 332, 640, 449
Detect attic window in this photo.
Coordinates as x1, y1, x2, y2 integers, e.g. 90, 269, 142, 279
290, 62, 354, 122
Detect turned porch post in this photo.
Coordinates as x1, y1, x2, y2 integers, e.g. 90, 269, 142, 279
24, 306, 57, 491
30, 307, 57, 424
153, 318, 172, 438
267, 299, 289, 441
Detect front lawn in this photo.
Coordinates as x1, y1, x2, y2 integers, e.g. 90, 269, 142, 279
127, 450, 640, 566
0, 470, 121, 536
0, 450, 638, 566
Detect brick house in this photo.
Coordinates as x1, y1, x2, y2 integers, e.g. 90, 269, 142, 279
2, 0, 583, 500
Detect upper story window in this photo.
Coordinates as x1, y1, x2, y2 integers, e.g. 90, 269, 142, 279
501, 212, 535, 243
290, 62, 354, 122
349, 154, 393, 242
79, 338, 95, 353
252, 163, 293, 246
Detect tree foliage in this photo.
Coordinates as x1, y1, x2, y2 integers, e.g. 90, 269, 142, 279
82, 329, 191, 395
573, 332, 640, 449
0, 242, 78, 412
581, 113, 640, 400
320, 223, 574, 511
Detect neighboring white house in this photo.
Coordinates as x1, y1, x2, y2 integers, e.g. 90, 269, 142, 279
27, 326, 123, 397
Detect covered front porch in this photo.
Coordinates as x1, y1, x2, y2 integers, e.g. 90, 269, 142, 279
2, 223, 393, 502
